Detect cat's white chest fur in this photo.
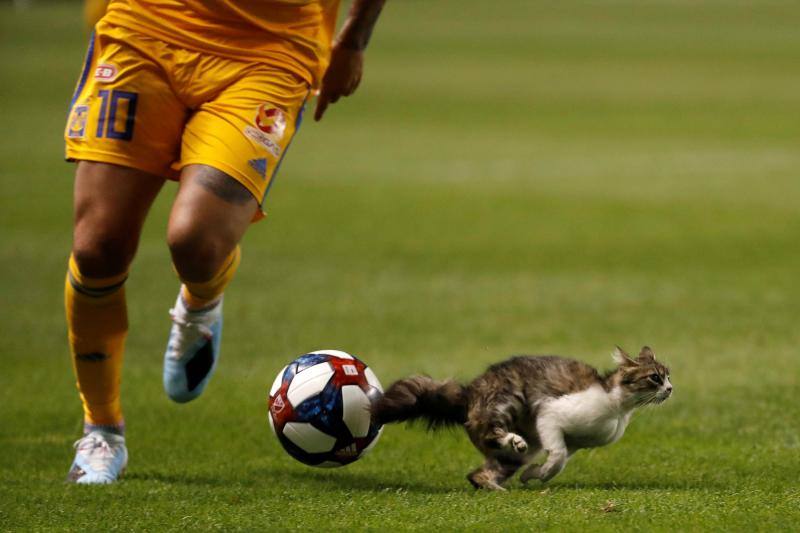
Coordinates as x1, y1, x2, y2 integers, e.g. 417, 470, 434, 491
537, 384, 631, 448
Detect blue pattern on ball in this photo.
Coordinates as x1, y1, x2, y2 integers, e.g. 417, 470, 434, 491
295, 353, 330, 373
294, 375, 342, 435
281, 353, 330, 386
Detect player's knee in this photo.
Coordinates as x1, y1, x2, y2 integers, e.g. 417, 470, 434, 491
72, 231, 135, 278
167, 222, 228, 281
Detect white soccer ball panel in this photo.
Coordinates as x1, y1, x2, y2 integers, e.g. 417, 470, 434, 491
268, 412, 276, 436
287, 362, 334, 407
283, 422, 337, 453
269, 365, 287, 396
364, 367, 383, 393
361, 426, 384, 457
308, 349, 354, 360
340, 385, 372, 438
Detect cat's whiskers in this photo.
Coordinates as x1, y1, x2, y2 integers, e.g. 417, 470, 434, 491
635, 391, 659, 408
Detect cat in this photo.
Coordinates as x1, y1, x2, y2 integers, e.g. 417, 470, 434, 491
372, 346, 672, 490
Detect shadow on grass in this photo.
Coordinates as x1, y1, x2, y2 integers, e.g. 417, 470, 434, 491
126, 467, 722, 494
262, 467, 462, 494
125, 468, 463, 494
124, 471, 230, 487
531, 479, 728, 491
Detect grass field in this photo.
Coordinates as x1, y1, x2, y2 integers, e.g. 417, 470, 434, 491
2, 0, 800, 530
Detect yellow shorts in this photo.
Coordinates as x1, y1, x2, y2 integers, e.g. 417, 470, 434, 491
65, 21, 310, 210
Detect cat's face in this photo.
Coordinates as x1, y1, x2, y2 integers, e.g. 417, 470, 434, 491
614, 346, 673, 406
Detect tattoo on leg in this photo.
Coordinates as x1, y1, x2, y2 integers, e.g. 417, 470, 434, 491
193, 166, 254, 205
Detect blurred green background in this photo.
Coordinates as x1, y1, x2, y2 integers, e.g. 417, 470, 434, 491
1, 0, 799, 530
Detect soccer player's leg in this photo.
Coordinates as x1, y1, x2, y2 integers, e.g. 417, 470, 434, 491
63, 22, 185, 482
161, 63, 309, 403
66, 162, 164, 483
162, 166, 256, 403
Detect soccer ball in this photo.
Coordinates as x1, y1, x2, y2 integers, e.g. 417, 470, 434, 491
268, 350, 384, 467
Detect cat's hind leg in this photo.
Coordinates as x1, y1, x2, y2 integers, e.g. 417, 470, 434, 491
467, 457, 523, 491
467, 464, 506, 491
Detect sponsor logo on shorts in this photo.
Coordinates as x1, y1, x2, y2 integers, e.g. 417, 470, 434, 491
254, 104, 287, 140
94, 63, 119, 83
67, 105, 89, 139
248, 158, 268, 179
244, 126, 282, 158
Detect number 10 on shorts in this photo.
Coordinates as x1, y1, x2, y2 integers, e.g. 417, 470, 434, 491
96, 89, 138, 141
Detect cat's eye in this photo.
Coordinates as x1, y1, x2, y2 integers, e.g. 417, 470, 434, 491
649, 373, 662, 384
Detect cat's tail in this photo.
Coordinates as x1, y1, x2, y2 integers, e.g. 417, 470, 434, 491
372, 375, 468, 429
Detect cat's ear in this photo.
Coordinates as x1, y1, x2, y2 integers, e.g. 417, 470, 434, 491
612, 346, 637, 367
638, 346, 656, 362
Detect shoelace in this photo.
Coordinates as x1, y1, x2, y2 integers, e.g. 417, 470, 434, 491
73, 434, 121, 476
168, 308, 213, 359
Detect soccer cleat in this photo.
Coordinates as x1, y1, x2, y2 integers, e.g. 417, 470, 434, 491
67, 430, 128, 484
163, 291, 223, 403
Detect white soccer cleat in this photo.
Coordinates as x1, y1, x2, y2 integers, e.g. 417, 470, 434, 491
163, 291, 223, 403
67, 430, 128, 484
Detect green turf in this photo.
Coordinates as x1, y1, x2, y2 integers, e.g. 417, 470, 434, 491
2, 0, 800, 530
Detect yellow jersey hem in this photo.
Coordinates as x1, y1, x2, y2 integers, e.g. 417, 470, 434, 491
65, 149, 177, 180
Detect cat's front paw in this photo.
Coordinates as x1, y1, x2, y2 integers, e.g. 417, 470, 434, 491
501, 433, 528, 454
520, 464, 541, 484
511, 434, 528, 454
537, 451, 567, 482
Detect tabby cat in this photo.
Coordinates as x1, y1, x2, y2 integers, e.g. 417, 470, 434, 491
372, 346, 672, 490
